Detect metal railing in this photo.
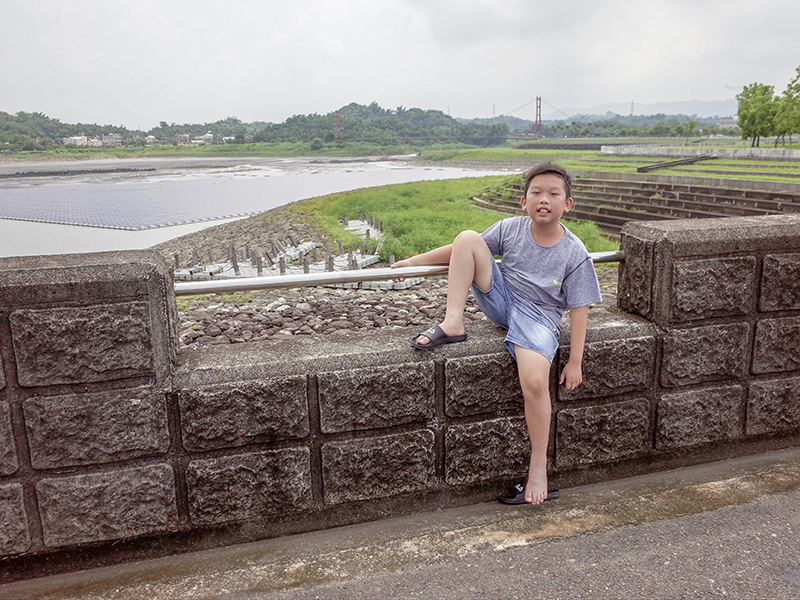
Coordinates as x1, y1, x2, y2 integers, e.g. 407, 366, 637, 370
173, 250, 625, 296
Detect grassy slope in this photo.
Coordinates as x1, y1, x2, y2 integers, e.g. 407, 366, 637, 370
286, 175, 619, 261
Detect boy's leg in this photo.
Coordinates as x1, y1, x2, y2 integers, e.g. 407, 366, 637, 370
416, 230, 494, 345
514, 345, 552, 504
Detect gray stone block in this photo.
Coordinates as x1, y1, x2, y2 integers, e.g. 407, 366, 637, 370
618, 232, 655, 318
318, 363, 434, 433
671, 257, 756, 322
36, 464, 178, 548
752, 316, 800, 374
445, 353, 523, 417
0, 250, 172, 306
10, 301, 154, 387
322, 430, 435, 503
661, 323, 749, 387
560, 336, 656, 401
0, 402, 19, 476
0, 483, 30, 557
444, 418, 529, 485
760, 253, 800, 312
0, 353, 5, 391
0, 251, 176, 386
619, 216, 800, 327
23, 387, 170, 469
556, 399, 650, 468
656, 385, 744, 449
178, 378, 309, 451
186, 447, 311, 525
747, 377, 800, 435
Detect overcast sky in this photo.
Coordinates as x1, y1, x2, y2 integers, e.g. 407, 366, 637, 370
2, 0, 799, 129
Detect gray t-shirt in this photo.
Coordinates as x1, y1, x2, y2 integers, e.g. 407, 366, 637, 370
481, 216, 602, 330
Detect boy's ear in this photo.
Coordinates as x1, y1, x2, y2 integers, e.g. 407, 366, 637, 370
520, 195, 526, 209
565, 196, 574, 211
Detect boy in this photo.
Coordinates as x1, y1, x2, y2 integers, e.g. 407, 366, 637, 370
392, 163, 601, 504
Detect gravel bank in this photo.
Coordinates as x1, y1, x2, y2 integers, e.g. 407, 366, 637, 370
176, 267, 619, 349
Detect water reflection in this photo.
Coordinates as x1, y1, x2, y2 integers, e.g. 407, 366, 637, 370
0, 156, 512, 257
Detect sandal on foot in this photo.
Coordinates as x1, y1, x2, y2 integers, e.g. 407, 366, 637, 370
497, 480, 560, 505
410, 324, 467, 350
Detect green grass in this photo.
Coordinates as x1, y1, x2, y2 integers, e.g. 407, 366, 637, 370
422, 147, 596, 163
286, 175, 618, 260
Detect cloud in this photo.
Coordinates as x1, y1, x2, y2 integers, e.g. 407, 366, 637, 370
1, 0, 798, 128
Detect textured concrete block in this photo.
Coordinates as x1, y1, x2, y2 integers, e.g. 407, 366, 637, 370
178, 377, 309, 451
656, 385, 744, 449
186, 447, 311, 525
10, 301, 154, 387
618, 232, 655, 318
23, 387, 169, 469
323, 430, 435, 503
0, 483, 30, 556
0, 353, 5, 391
318, 363, 434, 433
36, 464, 178, 548
560, 336, 656, 401
444, 418, 529, 485
0, 402, 19, 476
752, 317, 800, 374
747, 377, 800, 435
445, 353, 523, 417
760, 253, 800, 311
661, 323, 749, 387
671, 257, 756, 322
556, 399, 650, 468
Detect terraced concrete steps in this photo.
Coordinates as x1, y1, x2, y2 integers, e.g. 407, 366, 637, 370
473, 173, 800, 235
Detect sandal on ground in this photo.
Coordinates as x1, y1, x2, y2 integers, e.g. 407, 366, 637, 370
497, 480, 560, 505
410, 324, 467, 350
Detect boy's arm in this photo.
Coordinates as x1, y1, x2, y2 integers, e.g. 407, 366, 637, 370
560, 305, 589, 391
391, 244, 453, 269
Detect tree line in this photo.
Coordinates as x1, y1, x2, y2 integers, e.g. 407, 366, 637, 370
0, 102, 509, 152
5, 91, 792, 154
737, 65, 800, 147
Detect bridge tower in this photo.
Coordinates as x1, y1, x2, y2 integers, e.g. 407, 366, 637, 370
334, 110, 343, 143
534, 96, 542, 139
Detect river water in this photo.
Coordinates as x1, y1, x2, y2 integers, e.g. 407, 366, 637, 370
0, 156, 513, 258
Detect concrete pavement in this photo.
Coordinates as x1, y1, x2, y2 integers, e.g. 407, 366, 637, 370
2, 447, 800, 599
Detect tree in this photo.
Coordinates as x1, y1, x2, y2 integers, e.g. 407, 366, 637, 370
737, 82, 777, 147
683, 118, 698, 144
775, 66, 800, 145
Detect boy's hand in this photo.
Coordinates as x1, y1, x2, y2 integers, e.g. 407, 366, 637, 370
391, 258, 412, 282
559, 360, 583, 391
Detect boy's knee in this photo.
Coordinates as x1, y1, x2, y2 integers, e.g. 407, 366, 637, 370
453, 230, 484, 246
520, 375, 549, 399
518, 365, 550, 400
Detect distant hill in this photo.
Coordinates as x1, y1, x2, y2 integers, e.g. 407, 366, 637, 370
457, 99, 737, 128
556, 99, 737, 119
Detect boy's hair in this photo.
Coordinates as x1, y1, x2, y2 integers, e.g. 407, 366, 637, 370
523, 162, 572, 199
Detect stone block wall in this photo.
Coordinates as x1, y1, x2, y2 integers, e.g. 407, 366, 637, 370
1, 215, 799, 581
0, 251, 177, 573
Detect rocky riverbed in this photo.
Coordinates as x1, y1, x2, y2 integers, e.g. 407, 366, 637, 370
175, 265, 619, 349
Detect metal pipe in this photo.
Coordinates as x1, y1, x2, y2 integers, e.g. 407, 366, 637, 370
173, 250, 625, 296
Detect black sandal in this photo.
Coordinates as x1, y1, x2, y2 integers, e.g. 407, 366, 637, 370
410, 324, 467, 350
498, 481, 560, 505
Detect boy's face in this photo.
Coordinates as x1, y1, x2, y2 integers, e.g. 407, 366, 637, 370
521, 172, 574, 225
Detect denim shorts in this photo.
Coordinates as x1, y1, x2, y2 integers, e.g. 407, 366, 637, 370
471, 260, 560, 362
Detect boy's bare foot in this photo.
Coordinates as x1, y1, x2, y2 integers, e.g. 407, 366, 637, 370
525, 456, 549, 504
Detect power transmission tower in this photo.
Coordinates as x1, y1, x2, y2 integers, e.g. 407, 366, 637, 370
334, 110, 343, 143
